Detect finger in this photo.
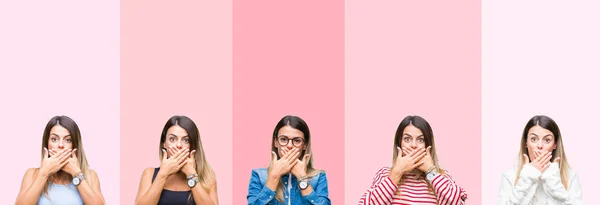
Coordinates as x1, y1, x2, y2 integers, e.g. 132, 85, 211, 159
284, 148, 297, 161
397, 146, 403, 156
534, 151, 547, 162
413, 161, 425, 169
534, 150, 540, 160
408, 147, 423, 157
523, 154, 530, 164
553, 157, 561, 163
72, 149, 77, 158
302, 154, 311, 164
289, 159, 299, 168
176, 149, 189, 162
542, 162, 551, 170
177, 159, 187, 169
50, 149, 58, 157
168, 147, 175, 158
271, 151, 278, 161
426, 146, 432, 157
412, 150, 427, 162
43, 148, 49, 158
59, 152, 71, 163
289, 149, 301, 162
405, 146, 414, 153
190, 150, 196, 160
60, 159, 69, 168
162, 149, 168, 160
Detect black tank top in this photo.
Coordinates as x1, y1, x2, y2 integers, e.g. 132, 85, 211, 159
152, 168, 196, 205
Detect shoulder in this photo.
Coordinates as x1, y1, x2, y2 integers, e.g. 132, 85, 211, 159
375, 167, 391, 177
501, 167, 518, 182
567, 167, 579, 181
141, 167, 157, 179
251, 167, 268, 175
24, 168, 39, 178
250, 168, 268, 184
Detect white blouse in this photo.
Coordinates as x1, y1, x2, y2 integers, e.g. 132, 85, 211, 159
497, 163, 584, 205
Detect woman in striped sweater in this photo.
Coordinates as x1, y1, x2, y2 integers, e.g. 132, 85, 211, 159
358, 115, 467, 205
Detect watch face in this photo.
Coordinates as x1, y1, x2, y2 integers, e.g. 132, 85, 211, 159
299, 181, 308, 189
426, 173, 434, 181
187, 179, 196, 188
73, 177, 80, 185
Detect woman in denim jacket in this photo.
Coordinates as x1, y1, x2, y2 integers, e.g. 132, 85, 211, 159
247, 115, 331, 205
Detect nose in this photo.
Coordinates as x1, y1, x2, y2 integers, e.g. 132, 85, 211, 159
536, 141, 544, 149
176, 140, 182, 148
409, 141, 418, 149
58, 140, 64, 149
286, 141, 294, 149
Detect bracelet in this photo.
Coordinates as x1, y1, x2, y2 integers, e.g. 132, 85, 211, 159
298, 175, 310, 181
426, 166, 437, 174
187, 173, 198, 180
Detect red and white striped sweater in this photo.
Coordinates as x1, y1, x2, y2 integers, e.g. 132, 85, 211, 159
358, 167, 467, 205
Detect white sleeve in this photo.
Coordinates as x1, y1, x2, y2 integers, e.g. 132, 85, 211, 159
497, 165, 541, 205
540, 163, 585, 205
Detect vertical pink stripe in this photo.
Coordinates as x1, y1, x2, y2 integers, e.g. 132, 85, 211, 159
0, 0, 120, 204
345, 0, 481, 203
233, 0, 345, 204
121, 0, 232, 204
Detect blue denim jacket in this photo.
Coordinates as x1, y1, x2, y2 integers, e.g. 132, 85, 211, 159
247, 168, 331, 205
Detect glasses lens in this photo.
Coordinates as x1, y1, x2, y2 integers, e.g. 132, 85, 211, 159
293, 138, 304, 146
278, 137, 288, 146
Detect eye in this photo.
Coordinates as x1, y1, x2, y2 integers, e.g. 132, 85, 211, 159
530, 137, 536, 142
183, 138, 190, 144
66, 138, 72, 143
403, 137, 410, 143
51, 137, 57, 142
293, 138, 302, 144
169, 137, 176, 142
545, 138, 551, 143
417, 138, 425, 143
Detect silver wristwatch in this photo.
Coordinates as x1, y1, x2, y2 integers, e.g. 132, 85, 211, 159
426, 166, 439, 182
187, 174, 200, 188
298, 175, 310, 190
72, 172, 85, 186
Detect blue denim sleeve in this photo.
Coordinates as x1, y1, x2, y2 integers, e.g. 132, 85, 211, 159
247, 169, 276, 205
301, 172, 331, 205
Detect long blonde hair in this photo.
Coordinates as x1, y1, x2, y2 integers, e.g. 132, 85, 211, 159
40, 116, 92, 195
269, 115, 322, 202
515, 115, 570, 189
158, 116, 216, 192
391, 116, 444, 202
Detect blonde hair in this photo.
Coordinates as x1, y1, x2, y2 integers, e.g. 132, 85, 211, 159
40, 116, 93, 195
515, 115, 570, 189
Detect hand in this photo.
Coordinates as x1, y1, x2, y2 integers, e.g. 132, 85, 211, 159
268, 148, 299, 180
406, 146, 434, 173
390, 146, 426, 183
60, 149, 81, 176
282, 147, 310, 178
181, 149, 197, 176
40, 148, 71, 176
524, 150, 551, 173
158, 147, 189, 177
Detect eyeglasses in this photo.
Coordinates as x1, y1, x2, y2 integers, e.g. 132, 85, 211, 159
277, 136, 305, 147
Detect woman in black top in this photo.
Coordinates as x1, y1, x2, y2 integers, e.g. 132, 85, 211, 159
135, 116, 218, 205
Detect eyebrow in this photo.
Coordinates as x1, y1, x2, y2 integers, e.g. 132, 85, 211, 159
168, 134, 189, 138
529, 133, 553, 138
403, 133, 424, 138
278, 135, 303, 139
50, 133, 71, 137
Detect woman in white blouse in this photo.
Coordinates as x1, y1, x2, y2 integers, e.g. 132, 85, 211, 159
497, 115, 584, 205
